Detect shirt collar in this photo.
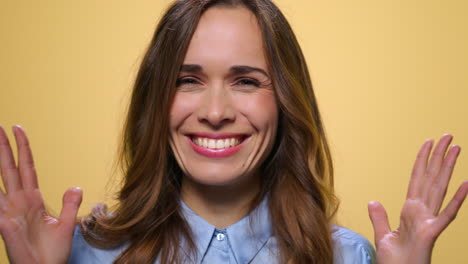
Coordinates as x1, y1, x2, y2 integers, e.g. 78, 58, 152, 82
180, 196, 273, 263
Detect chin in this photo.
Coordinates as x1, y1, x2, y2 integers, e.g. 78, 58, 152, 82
184, 168, 249, 187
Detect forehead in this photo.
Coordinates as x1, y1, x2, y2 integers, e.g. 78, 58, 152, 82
183, 6, 267, 70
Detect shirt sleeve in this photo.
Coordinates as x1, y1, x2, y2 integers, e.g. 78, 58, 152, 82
332, 225, 376, 264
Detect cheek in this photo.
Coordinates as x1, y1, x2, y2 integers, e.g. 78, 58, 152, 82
235, 92, 278, 129
170, 92, 197, 128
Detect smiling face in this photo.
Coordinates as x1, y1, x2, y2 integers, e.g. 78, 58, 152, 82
169, 6, 278, 189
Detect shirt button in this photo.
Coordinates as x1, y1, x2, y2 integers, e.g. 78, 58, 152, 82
216, 233, 225, 241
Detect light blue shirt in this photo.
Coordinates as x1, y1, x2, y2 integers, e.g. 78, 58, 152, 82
69, 198, 376, 263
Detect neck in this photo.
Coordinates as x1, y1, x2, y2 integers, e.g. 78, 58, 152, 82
181, 175, 260, 229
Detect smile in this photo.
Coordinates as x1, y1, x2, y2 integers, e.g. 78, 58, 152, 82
192, 137, 242, 149
186, 134, 249, 158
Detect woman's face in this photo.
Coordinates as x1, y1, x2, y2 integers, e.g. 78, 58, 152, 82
170, 6, 278, 187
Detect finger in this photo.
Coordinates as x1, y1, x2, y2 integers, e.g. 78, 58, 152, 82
0, 125, 22, 192
59, 187, 82, 231
14, 126, 39, 190
0, 184, 8, 207
433, 181, 468, 236
368, 201, 391, 245
421, 134, 453, 201
428, 145, 461, 214
407, 139, 433, 199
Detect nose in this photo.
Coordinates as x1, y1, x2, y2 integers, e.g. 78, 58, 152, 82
197, 84, 235, 128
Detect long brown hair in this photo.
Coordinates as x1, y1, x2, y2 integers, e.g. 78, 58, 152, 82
81, 0, 338, 263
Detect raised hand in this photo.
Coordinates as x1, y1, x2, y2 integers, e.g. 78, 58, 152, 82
0, 125, 82, 264
368, 134, 468, 264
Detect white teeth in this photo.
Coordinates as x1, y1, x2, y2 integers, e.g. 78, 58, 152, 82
192, 137, 242, 149
208, 139, 216, 148
215, 140, 223, 149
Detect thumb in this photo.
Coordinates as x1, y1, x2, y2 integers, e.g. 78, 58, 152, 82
59, 187, 83, 231
368, 201, 391, 245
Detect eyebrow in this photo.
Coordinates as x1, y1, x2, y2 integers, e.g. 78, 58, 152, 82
180, 64, 270, 78
180, 64, 203, 74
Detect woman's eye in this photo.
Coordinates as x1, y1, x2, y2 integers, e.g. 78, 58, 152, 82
176, 77, 200, 87
236, 78, 261, 87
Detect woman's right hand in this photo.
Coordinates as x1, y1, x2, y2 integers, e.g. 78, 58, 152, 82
0, 125, 82, 264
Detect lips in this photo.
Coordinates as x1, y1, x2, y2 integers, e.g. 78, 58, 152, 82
186, 133, 249, 158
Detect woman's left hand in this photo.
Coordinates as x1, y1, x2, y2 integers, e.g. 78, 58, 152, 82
368, 134, 468, 264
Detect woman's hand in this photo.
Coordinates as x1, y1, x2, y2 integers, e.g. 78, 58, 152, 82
0, 125, 82, 264
368, 134, 468, 264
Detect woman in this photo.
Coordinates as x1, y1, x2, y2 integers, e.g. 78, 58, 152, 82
0, 0, 466, 263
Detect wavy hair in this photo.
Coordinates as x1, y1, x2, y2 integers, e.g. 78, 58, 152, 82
81, 0, 338, 263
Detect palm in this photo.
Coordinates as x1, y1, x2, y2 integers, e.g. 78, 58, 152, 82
0, 126, 82, 264
376, 202, 437, 262
368, 135, 468, 264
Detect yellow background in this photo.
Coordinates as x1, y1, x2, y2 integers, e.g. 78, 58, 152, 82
1, 0, 467, 262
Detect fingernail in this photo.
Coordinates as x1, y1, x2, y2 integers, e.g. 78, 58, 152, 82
71, 187, 83, 193
443, 134, 453, 141
12, 125, 23, 135
427, 139, 434, 147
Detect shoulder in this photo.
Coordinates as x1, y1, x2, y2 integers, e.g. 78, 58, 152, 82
331, 225, 376, 264
68, 225, 126, 264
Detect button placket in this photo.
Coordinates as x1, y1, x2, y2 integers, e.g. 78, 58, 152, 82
216, 233, 225, 241
211, 229, 229, 252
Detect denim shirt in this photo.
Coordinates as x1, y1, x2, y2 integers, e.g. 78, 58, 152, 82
69, 198, 376, 263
